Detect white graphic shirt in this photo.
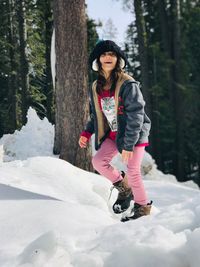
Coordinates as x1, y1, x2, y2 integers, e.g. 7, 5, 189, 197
101, 96, 117, 132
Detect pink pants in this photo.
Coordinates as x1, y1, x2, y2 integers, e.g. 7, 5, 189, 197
92, 138, 148, 205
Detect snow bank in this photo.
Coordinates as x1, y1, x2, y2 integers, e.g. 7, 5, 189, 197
0, 108, 54, 162
0, 156, 200, 267
0, 107, 200, 266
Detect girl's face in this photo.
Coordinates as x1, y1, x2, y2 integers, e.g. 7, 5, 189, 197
99, 51, 117, 73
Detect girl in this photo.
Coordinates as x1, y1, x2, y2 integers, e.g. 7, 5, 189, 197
79, 40, 152, 221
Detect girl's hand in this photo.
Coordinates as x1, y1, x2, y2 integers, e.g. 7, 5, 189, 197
78, 136, 88, 148
121, 149, 133, 162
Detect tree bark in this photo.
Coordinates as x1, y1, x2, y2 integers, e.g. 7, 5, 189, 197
44, 0, 54, 123
133, 0, 151, 117
156, 0, 172, 170
133, 0, 156, 162
171, 0, 185, 180
53, 0, 92, 170
17, 0, 29, 124
158, 0, 171, 56
7, 0, 18, 131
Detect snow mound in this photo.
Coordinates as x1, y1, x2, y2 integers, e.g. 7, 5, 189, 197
0, 156, 116, 211
0, 156, 200, 267
0, 108, 54, 162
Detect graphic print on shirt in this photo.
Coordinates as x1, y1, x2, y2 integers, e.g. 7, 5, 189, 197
101, 96, 117, 132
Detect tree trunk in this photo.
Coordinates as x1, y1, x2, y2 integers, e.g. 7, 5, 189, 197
53, 0, 92, 170
158, 0, 170, 56
157, 0, 173, 171
7, 0, 17, 131
133, 0, 151, 117
171, 0, 185, 181
158, 0, 176, 112
17, 0, 29, 124
44, 0, 54, 123
134, 0, 155, 161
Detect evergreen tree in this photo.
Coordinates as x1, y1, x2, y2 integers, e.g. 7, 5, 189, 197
0, 0, 19, 134
119, 0, 200, 185
0, 0, 54, 137
26, 0, 53, 121
102, 18, 118, 42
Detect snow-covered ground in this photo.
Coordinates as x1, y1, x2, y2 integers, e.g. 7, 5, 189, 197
0, 108, 199, 267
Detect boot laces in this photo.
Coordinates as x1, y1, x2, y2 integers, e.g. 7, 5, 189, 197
108, 181, 130, 201
108, 171, 127, 202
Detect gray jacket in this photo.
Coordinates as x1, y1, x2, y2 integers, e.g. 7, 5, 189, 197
85, 73, 151, 153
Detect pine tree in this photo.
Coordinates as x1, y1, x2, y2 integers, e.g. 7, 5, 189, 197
119, 0, 200, 184
102, 18, 118, 42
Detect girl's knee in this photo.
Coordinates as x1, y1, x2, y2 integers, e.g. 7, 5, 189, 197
92, 155, 103, 170
92, 155, 108, 172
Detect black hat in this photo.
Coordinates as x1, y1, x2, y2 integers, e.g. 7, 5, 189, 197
89, 40, 128, 71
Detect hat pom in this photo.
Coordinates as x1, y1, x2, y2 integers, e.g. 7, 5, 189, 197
92, 59, 99, 71
119, 58, 126, 69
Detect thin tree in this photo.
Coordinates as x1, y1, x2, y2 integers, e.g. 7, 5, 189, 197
7, 0, 18, 130
17, 0, 29, 124
102, 18, 118, 42
170, 0, 185, 180
133, 0, 152, 117
43, 0, 54, 122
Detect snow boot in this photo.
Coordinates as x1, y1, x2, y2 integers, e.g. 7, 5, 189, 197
121, 201, 153, 222
112, 171, 133, 214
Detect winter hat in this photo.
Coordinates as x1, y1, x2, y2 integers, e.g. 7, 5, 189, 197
89, 40, 128, 71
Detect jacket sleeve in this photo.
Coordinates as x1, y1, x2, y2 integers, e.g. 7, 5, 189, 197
122, 82, 145, 151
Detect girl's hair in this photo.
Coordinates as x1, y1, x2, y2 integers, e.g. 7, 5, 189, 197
96, 54, 122, 95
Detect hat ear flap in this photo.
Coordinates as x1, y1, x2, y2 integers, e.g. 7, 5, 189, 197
92, 59, 99, 71
119, 58, 126, 69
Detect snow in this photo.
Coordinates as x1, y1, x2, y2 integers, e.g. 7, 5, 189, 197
0, 108, 199, 267
0, 108, 54, 162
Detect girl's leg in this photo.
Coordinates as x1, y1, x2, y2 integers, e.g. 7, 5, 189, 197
92, 138, 122, 184
127, 146, 148, 205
